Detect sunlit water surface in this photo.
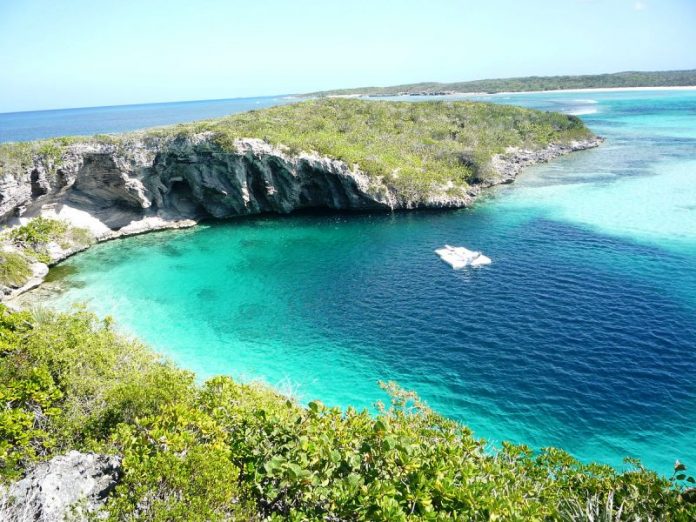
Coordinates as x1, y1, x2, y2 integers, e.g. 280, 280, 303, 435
34, 90, 696, 474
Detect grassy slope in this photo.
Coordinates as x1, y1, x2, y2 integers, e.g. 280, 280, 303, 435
0, 252, 32, 288
0, 99, 592, 202
1, 305, 694, 520
305, 69, 696, 97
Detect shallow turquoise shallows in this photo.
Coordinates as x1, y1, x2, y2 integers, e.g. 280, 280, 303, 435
40, 90, 696, 475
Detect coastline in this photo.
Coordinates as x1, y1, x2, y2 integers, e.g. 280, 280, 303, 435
1, 137, 603, 305
326, 86, 696, 100
0, 98, 601, 304
469, 85, 696, 96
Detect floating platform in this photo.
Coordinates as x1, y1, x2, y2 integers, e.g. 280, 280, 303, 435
435, 245, 491, 269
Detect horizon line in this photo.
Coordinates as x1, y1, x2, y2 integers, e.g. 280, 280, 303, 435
4, 67, 696, 116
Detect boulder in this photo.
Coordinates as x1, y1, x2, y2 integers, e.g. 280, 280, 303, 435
1, 451, 121, 521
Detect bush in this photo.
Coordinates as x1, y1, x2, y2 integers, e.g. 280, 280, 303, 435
107, 404, 247, 521
9, 217, 68, 246
6, 217, 92, 264
195, 99, 593, 202
1, 99, 595, 204
307, 69, 696, 97
0, 305, 693, 520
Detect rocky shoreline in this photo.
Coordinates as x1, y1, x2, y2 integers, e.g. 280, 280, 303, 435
0, 134, 602, 302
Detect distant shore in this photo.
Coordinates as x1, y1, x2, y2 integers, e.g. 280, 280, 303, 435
475, 85, 696, 96
323, 85, 696, 100
307, 69, 696, 98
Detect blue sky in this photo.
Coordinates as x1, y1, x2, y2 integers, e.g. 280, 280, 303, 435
0, 0, 694, 112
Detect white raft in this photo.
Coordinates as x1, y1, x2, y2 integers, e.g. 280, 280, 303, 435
435, 245, 491, 269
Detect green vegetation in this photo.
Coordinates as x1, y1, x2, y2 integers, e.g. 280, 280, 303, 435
1, 305, 694, 520
0, 252, 32, 288
306, 69, 696, 97
0, 136, 82, 180
9, 216, 68, 245
4, 217, 93, 264
160, 99, 592, 200
1, 99, 593, 202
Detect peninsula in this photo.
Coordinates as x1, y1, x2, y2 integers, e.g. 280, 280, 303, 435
0, 99, 600, 299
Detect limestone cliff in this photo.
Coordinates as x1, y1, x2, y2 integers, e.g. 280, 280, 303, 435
0, 132, 601, 301
0, 134, 602, 239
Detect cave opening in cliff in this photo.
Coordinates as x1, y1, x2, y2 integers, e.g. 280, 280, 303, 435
168, 179, 207, 218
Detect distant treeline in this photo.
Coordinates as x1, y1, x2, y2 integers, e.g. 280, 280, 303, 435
305, 69, 696, 97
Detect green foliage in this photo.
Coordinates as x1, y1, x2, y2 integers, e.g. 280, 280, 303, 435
155, 99, 592, 203
6, 217, 93, 264
0, 305, 193, 479
307, 69, 696, 96
107, 404, 246, 521
0, 136, 83, 179
0, 142, 34, 179
9, 217, 68, 245
0, 251, 32, 288
0, 305, 693, 520
1, 99, 593, 203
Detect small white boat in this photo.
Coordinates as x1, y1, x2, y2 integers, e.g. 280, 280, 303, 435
435, 244, 491, 269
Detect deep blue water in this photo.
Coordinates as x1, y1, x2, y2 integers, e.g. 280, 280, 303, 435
24, 89, 696, 475
0, 95, 295, 143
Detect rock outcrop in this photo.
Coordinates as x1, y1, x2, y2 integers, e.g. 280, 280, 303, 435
1, 136, 401, 237
0, 134, 603, 236
489, 140, 603, 183
0, 451, 121, 521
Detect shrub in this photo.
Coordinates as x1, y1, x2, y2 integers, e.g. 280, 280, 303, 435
6, 217, 92, 264
1, 99, 595, 204
9, 217, 68, 246
173, 98, 594, 202
107, 405, 247, 521
0, 251, 32, 288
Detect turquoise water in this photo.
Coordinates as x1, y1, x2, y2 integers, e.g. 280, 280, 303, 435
40, 90, 696, 474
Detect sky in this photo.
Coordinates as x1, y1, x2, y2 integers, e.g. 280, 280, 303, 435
0, 0, 695, 113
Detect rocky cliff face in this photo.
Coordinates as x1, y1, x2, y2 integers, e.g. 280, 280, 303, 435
1, 136, 403, 238
0, 134, 602, 240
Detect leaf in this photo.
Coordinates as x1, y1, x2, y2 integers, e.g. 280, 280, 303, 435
374, 419, 388, 433
347, 473, 362, 488
287, 463, 304, 480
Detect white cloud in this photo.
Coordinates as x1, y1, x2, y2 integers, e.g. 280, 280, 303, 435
634, 1, 647, 10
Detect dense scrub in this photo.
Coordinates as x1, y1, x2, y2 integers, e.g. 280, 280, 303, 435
308, 69, 696, 97
0, 136, 82, 180
173, 99, 592, 196
1, 305, 694, 520
0, 99, 592, 200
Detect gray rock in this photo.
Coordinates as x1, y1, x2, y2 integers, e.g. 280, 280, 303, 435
0, 133, 603, 229
1, 451, 122, 521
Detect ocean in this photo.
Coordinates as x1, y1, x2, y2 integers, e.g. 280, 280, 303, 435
0, 95, 295, 143
12, 89, 696, 475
